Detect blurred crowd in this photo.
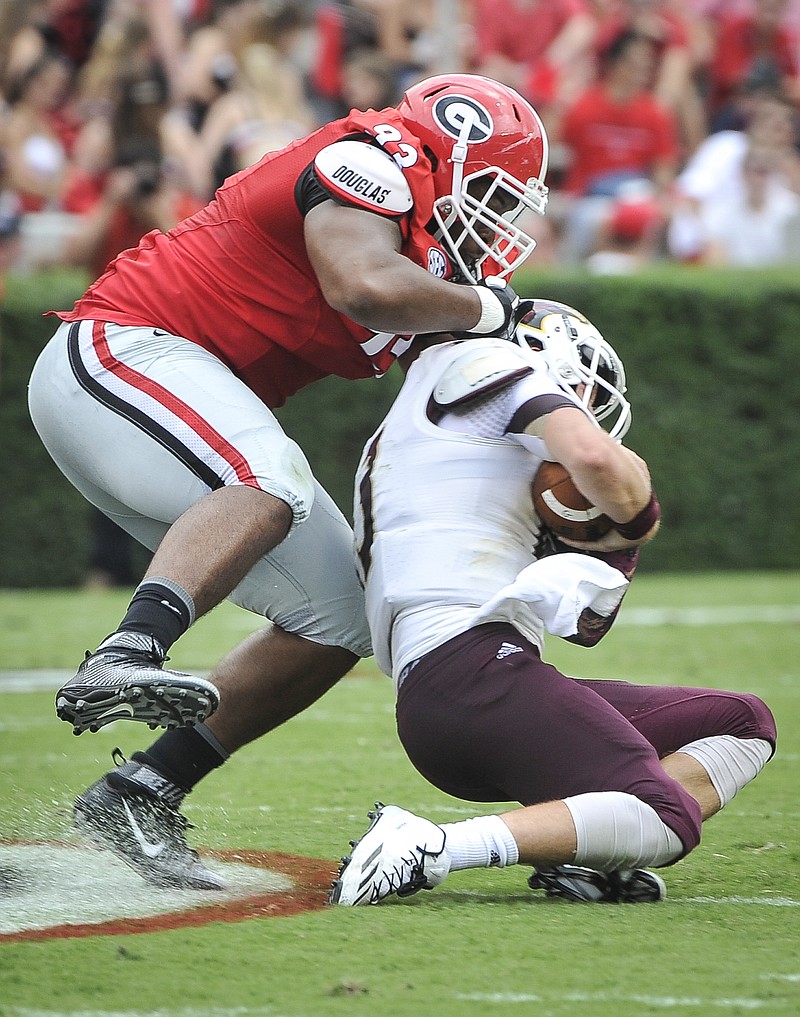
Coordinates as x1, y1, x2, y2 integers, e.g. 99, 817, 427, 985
3, 0, 799, 589
2, 0, 800, 290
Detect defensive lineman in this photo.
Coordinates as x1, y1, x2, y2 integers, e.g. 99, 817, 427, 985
28, 75, 549, 888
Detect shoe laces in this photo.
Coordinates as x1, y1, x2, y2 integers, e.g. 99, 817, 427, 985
370, 848, 430, 902
89, 633, 168, 666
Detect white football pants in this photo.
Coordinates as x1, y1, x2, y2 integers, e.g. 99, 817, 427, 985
28, 320, 371, 656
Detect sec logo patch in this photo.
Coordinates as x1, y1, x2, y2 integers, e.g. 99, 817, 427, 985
427, 248, 448, 277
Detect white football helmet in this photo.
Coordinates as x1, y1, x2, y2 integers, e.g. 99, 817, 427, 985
398, 74, 549, 283
514, 300, 631, 440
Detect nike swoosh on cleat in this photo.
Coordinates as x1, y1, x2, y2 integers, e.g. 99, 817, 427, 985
122, 799, 167, 858
96, 703, 136, 720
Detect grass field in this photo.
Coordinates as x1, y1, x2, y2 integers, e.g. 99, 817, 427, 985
1, 573, 799, 1016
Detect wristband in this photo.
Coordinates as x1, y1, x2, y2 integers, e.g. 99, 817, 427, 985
615, 492, 661, 541
470, 285, 505, 334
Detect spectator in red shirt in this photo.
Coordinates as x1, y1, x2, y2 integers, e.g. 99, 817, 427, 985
557, 29, 679, 260
708, 0, 800, 130
64, 139, 203, 279
474, 0, 597, 129
561, 30, 679, 195
593, 0, 705, 151
309, 0, 381, 122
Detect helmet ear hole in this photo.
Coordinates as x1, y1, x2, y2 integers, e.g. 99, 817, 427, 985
422, 145, 439, 171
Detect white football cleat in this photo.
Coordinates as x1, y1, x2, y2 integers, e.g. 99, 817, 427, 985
329, 803, 451, 906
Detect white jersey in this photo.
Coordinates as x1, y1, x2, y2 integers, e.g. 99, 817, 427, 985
354, 339, 590, 682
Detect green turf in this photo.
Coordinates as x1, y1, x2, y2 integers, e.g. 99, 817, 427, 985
1, 575, 799, 1016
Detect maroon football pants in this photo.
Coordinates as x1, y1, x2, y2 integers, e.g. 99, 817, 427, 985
396, 622, 776, 856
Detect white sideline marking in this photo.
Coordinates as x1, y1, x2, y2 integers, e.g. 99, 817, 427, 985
456, 992, 785, 1009
0, 844, 291, 935
0, 671, 70, 691
0, 670, 220, 692
681, 895, 800, 907
447, 888, 800, 907
186, 804, 272, 813
5, 1011, 279, 1017
618, 604, 800, 627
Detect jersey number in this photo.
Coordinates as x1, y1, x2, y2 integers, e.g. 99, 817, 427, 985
371, 123, 419, 170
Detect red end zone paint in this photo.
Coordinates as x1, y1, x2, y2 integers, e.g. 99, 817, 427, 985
0, 843, 337, 942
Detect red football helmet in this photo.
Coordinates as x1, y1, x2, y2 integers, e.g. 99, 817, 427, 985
398, 73, 549, 282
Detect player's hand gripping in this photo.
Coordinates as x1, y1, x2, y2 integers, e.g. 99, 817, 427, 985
455, 277, 524, 343
559, 449, 660, 552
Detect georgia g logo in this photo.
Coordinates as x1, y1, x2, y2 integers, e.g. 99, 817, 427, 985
432, 95, 494, 145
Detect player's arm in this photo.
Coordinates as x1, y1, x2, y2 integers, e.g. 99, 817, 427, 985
302, 139, 517, 338
305, 202, 515, 336
538, 405, 660, 549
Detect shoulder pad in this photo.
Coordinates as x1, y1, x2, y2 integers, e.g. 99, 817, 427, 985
433, 340, 533, 408
314, 140, 413, 216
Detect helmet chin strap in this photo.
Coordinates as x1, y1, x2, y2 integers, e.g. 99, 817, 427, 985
436, 119, 479, 280
449, 117, 473, 209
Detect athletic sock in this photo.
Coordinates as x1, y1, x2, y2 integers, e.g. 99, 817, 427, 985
136, 722, 229, 793
440, 815, 520, 870
117, 577, 196, 651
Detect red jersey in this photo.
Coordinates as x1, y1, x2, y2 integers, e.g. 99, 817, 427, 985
595, 8, 690, 58
475, 0, 589, 66
561, 86, 679, 195
709, 15, 800, 114
55, 110, 461, 407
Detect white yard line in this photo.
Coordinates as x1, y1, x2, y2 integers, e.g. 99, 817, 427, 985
456, 992, 788, 1008
617, 605, 800, 627
446, 888, 800, 906
680, 895, 800, 907
5, 997, 793, 1017
5, 1011, 280, 1017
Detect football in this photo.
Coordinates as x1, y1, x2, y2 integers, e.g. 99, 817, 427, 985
531, 461, 613, 542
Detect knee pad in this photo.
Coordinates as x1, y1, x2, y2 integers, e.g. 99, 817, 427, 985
678, 735, 774, 808
564, 790, 685, 870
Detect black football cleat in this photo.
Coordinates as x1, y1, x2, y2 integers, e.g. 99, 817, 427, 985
56, 631, 219, 734
529, 863, 665, 903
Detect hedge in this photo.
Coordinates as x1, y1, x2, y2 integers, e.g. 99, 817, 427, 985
2, 265, 799, 586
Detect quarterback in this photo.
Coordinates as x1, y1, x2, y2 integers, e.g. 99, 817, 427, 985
27, 74, 549, 889
331, 302, 776, 905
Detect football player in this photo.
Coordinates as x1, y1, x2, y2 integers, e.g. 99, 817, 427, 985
27, 74, 550, 889
330, 302, 776, 905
